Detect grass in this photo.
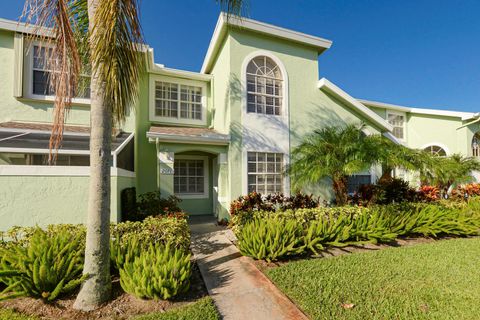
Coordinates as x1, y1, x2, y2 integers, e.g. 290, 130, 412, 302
266, 238, 480, 320
0, 309, 36, 320
133, 297, 220, 320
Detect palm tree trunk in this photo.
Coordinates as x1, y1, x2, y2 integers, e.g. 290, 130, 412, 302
332, 176, 348, 205
73, 0, 112, 310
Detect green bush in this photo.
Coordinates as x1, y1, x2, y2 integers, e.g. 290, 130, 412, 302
126, 191, 183, 221
111, 216, 190, 272
237, 218, 304, 262
119, 242, 191, 300
0, 228, 85, 301
234, 201, 480, 260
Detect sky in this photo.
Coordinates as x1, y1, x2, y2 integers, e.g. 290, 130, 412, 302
2, 0, 480, 112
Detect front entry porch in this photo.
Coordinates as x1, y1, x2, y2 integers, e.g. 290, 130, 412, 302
147, 126, 230, 220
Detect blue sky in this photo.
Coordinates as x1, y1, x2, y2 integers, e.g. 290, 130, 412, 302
3, 0, 480, 112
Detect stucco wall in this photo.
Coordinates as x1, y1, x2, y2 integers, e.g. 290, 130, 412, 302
0, 30, 135, 131
0, 170, 135, 231
223, 28, 382, 201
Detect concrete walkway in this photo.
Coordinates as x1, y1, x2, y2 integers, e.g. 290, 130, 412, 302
189, 216, 308, 320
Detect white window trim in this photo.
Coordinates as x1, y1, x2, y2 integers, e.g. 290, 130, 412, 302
149, 74, 208, 126
241, 51, 289, 121
23, 40, 91, 105
242, 150, 288, 195
386, 110, 407, 142
173, 155, 209, 199
420, 143, 450, 156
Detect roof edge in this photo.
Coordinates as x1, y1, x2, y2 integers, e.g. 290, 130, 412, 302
201, 13, 333, 74
359, 99, 479, 121
317, 78, 393, 132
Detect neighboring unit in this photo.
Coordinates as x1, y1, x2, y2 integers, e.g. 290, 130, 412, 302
0, 14, 478, 229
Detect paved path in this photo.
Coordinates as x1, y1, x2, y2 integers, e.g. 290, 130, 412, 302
189, 216, 308, 320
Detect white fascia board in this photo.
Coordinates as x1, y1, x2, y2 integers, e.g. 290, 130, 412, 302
147, 48, 212, 82
0, 18, 53, 36
317, 78, 393, 132
359, 99, 478, 121
146, 132, 230, 146
201, 13, 333, 74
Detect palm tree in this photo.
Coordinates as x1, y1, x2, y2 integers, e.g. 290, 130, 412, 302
22, 0, 246, 311
420, 153, 480, 192
289, 123, 385, 205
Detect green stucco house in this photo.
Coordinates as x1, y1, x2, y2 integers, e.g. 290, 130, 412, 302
0, 14, 479, 229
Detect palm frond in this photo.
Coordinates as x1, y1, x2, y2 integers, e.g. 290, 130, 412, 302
22, 0, 81, 164
216, 0, 248, 18
91, 0, 145, 125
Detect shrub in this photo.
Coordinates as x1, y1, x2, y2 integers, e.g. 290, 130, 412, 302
237, 218, 304, 262
376, 178, 417, 204
119, 242, 191, 300
112, 216, 190, 252
229, 192, 318, 216
417, 185, 440, 202
349, 178, 417, 206
135, 191, 182, 220
110, 216, 190, 272
0, 228, 85, 301
234, 201, 480, 260
2, 224, 85, 247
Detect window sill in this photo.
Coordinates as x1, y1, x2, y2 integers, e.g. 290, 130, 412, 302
175, 193, 209, 200
19, 94, 91, 107
149, 116, 207, 127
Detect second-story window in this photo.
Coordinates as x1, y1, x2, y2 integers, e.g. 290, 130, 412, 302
246, 56, 283, 116
32, 45, 91, 99
155, 81, 202, 120
387, 111, 405, 140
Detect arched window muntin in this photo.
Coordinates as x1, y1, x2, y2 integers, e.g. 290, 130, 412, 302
472, 132, 480, 157
424, 145, 447, 157
246, 56, 283, 116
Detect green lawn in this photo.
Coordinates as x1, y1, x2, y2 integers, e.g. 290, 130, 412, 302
267, 238, 480, 320
133, 297, 219, 320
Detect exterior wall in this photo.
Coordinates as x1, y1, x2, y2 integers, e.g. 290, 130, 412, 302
225, 29, 382, 201
0, 29, 135, 130
0, 167, 135, 231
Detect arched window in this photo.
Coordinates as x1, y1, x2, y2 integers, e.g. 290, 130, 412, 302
246, 56, 283, 115
472, 133, 480, 157
424, 145, 447, 157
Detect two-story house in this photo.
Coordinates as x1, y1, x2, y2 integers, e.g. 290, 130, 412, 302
0, 14, 478, 229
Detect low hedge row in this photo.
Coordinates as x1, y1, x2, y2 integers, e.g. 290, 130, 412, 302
0, 216, 191, 301
235, 200, 480, 262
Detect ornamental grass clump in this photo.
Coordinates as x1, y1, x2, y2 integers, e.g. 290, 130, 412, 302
237, 218, 304, 262
119, 241, 191, 300
0, 228, 85, 301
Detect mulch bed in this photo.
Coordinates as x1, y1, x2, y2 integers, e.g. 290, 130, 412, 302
0, 262, 208, 320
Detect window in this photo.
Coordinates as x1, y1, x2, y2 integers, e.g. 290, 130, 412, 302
424, 145, 447, 157
0, 153, 89, 166
247, 152, 283, 194
387, 112, 405, 140
174, 158, 206, 195
246, 56, 283, 115
472, 133, 480, 157
155, 81, 202, 120
32, 45, 91, 99
347, 175, 371, 194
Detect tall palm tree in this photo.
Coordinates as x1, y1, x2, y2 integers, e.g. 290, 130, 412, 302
22, 0, 246, 311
